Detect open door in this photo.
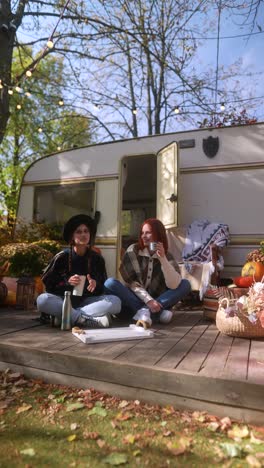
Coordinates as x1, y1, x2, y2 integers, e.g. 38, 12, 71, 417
156, 142, 178, 228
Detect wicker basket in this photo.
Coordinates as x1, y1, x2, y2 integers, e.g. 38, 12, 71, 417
0, 280, 8, 304
216, 297, 264, 338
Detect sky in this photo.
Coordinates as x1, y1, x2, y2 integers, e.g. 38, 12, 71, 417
196, 4, 264, 121
15, 0, 264, 137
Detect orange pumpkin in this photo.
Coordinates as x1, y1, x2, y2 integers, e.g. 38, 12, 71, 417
233, 276, 254, 288
241, 262, 264, 282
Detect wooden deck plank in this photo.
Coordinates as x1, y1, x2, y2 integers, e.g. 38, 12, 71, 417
113, 312, 204, 365
176, 323, 219, 373
198, 333, 233, 377
154, 321, 209, 369
248, 340, 264, 384
221, 337, 250, 381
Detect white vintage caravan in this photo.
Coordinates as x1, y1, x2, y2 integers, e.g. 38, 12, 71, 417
17, 122, 264, 279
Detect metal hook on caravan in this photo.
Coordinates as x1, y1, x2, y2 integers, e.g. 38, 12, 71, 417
167, 193, 177, 203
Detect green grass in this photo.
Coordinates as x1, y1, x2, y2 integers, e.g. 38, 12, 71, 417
0, 369, 264, 467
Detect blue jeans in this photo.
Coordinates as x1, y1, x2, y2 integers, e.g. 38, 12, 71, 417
37, 293, 121, 325
104, 278, 191, 322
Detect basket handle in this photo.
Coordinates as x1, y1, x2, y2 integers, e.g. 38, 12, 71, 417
219, 297, 230, 309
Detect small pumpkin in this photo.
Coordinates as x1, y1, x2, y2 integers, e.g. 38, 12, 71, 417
233, 276, 254, 288
241, 261, 264, 282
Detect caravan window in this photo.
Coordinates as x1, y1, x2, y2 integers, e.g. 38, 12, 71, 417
34, 182, 95, 224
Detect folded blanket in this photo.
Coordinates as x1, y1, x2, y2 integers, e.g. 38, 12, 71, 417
182, 219, 229, 263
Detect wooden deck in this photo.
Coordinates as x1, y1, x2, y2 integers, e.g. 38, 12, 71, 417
0, 307, 264, 425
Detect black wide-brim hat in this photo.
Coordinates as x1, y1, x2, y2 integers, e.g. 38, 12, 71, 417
63, 214, 97, 244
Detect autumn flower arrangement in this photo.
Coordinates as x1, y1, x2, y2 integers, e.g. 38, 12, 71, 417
222, 278, 264, 328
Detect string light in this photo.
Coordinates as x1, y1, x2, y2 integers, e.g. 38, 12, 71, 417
26, 70, 32, 77
132, 107, 137, 115
57, 146, 61, 150
17, 104, 22, 110
0, 80, 3, 89
220, 102, 225, 111
47, 40, 54, 49
58, 98, 64, 106
8, 89, 13, 95
15, 85, 22, 93
38, 127, 43, 133
25, 90, 31, 97
174, 106, 180, 114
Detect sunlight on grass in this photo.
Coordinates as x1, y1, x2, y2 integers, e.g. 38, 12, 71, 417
0, 369, 264, 467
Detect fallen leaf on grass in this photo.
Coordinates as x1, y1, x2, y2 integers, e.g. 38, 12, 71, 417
0, 401, 10, 410
167, 437, 191, 456
207, 422, 220, 432
87, 406, 107, 417
192, 411, 206, 422
70, 423, 79, 431
143, 430, 156, 438
220, 417, 232, 431
116, 412, 133, 421
66, 402, 85, 412
67, 434, 77, 442
83, 431, 100, 440
20, 448, 35, 457
246, 455, 262, 467
16, 404, 32, 414
97, 439, 105, 448
8, 372, 22, 381
118, 400, 129, 408
122, 434, 140, 445
220, 442, 242, 458
250, 432, 264, 445
132, 450, 141, 457
103, 453, 128, 465
227, 425, 249, 440
111, 420, 121, 430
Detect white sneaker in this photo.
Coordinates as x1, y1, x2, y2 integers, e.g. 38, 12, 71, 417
159, 309, 173, 324
78, 314, 111, 328
133, 308, 152, 326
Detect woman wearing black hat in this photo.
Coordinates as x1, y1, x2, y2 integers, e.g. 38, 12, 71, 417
36, 214, 121, 327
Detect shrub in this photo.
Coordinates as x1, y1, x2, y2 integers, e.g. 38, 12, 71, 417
0, 243, 53, 277
31, 240, 62, 255
14, 219, 64, 242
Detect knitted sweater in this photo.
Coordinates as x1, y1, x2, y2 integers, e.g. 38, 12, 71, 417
42, 248, 107, 303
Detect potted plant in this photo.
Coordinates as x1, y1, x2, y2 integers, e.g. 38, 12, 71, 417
0, 243, 53, 305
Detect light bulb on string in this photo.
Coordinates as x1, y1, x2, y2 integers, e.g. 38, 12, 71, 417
58, 98, 64, 106
25, 90, 31, 97
174, 106, 180, 114
38, 127, 43, 133
15, 85, 22, 93
8, 89, 13, 95
26, 70, 32, 77
47, 40, 54, 49
0, 80, 3, 89
132, 107, 137, 115
220, 102, 225, 111
57, 146, 61, 151
17, 104, 22, 110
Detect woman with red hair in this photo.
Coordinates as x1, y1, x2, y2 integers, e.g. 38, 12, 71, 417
105, 218, 190, 325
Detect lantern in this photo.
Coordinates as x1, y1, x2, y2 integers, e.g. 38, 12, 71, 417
16, 277, 35, 310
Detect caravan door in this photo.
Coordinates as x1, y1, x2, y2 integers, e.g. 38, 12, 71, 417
156, 142, 178, 228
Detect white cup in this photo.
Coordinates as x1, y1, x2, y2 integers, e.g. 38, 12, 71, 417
72, 275, 86, 296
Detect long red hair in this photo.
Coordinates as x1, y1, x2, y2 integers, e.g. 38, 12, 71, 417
138, 218, 168, 253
